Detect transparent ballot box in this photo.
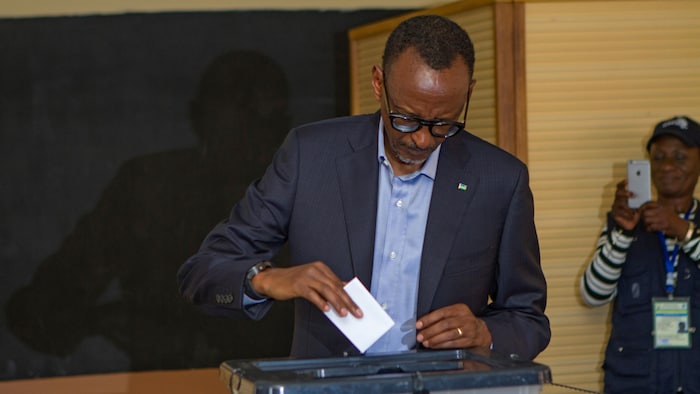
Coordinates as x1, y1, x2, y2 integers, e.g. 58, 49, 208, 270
219, 348, 551, 394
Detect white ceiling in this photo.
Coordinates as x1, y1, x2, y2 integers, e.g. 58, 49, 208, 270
0, 0, 449, 18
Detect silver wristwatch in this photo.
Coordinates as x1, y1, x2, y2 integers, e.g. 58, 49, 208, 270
244, 261, 272, 300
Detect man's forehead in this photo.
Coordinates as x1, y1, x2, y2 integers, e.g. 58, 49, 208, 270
386, 49, 471, 77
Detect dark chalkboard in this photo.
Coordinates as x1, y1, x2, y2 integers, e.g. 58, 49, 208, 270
0, 9, 408, 380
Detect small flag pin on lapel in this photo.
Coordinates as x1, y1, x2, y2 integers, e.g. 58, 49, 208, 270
457, 183, 468, 191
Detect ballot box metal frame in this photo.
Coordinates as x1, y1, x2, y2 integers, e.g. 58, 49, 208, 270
219, 348, 551, 394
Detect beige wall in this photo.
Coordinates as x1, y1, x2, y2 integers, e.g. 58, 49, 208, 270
0, 0, 447, 18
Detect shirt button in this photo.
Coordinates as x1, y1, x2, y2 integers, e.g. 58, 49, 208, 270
381, 303, 388, 310
396, 200, 403, 208
390, 251, 397, 260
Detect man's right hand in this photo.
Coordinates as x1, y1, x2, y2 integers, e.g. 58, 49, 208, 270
250, 261, 363, 318
611, 179, 641, 230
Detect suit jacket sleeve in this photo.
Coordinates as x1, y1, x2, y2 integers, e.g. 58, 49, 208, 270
482, 164, 550, 359
177, 128, 302, 320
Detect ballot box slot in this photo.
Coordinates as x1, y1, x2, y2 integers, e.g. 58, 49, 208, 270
300, 360, 464, 379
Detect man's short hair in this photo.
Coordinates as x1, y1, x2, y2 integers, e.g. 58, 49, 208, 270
382, 15, 475, 80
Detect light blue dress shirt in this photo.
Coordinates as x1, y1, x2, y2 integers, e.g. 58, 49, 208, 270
366, 119, 440, 354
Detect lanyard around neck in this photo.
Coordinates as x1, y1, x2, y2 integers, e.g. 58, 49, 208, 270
657, 203, 693, 296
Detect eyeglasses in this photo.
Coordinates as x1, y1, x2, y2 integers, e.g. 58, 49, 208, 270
382, 81, 468, 139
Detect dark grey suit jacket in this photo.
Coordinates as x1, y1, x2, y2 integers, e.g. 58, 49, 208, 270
178, 112, 550, 360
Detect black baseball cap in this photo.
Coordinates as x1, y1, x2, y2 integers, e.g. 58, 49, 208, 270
646, 115, 700, 151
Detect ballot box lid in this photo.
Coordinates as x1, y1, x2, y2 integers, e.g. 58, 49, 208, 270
219, 348, 551, 394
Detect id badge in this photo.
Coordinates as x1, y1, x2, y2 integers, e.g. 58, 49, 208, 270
653, 297, 691, 349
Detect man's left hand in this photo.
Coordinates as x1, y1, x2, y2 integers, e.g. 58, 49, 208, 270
415, 303, 492, 349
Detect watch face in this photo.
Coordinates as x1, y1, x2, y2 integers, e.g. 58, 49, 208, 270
247, 261, 272, 280
245, 262, 272, 300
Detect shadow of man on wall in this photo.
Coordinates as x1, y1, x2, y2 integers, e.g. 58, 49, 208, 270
6, 50, 294, 375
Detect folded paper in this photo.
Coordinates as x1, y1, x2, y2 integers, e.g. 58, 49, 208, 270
323, 277, 395, 353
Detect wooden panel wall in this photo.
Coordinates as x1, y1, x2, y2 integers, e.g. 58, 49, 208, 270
525, 1, 700, 392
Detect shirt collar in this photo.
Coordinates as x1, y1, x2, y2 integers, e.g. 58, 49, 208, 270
377, 117, 440, 180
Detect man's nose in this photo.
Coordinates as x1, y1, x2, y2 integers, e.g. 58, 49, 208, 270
412, 125, 435, 149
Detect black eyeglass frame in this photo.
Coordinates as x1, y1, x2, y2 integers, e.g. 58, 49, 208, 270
382, 79, 470, 139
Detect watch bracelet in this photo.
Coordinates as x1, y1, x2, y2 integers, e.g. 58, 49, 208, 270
245, 261, 272, 300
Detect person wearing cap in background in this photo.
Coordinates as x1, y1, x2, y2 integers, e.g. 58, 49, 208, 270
581, 115, 700, 393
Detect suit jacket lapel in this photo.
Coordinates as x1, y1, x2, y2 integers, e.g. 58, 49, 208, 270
417, 135, 479, 317
336, 114, 380, 288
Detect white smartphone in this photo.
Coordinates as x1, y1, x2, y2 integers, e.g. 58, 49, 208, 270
627, 160, 651, 209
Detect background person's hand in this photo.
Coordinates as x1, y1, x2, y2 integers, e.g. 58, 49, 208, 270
251, 261, 363, 318
611, 179, 641, 231
639, 201, 690, 239
415, 303, 491, 349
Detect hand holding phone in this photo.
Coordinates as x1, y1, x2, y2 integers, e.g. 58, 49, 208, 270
627, 160, 651, 209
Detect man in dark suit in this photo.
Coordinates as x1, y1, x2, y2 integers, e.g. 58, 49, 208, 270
178, 15, 550, 360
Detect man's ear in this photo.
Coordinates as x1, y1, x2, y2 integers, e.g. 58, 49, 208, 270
467, 79, 477, 101
371, 65, 384, 103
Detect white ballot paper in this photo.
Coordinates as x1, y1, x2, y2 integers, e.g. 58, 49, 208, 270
323, 277, 395, 353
